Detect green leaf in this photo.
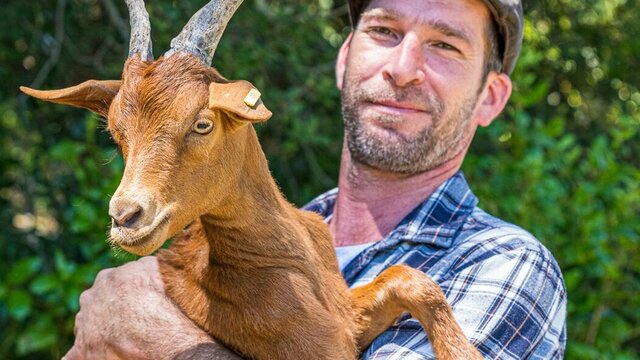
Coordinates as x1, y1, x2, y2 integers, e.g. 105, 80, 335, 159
54, 249, 76, 280
7, 290, 32, 321
0, 284, 6, 300
564, 269, 582, 293
74, 262, 102, 285
8, 257, 43, 286
16, 316, 57, 355
50, 140, 84, 162
30, 274, 60, 295
16, 332, 56, 356
69, 199, 100, 233
65, 285, 82, 312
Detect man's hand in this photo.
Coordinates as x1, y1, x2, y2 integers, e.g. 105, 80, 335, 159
63, 256, 241, 360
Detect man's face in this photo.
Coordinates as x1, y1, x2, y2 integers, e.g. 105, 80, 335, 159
338, 0, 494, 174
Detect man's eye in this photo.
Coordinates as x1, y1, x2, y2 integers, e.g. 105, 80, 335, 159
433, 42, 459, 52
373, 27, 392, 35
368, 26, 396, 39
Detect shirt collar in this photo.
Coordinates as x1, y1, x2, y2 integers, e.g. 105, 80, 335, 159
303, 171, 478, 249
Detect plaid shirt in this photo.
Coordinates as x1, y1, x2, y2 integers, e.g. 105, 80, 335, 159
303, 171, 567, 359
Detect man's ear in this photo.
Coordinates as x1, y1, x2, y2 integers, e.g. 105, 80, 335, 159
474, 72, 512, 127
20, 80, 121, 118
335, 32, 354, 90
209, 81, 272, 123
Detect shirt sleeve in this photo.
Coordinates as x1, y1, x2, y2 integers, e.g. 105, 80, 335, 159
362, 239, 567, 360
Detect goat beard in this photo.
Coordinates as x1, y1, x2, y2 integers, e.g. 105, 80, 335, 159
340, 75, 478, 175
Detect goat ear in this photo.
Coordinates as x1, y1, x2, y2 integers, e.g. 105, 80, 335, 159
209, 81, 272, 122
20, 79, 121, 118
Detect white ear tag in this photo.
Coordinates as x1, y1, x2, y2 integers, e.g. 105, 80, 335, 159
243, 88, 261, 107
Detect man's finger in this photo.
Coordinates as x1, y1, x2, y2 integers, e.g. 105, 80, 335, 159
139, 255, 157, 267
78, 289, 92, 308
62, 346, 80, 360
94, 268, 114, 283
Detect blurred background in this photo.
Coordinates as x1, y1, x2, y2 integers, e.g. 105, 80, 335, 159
0, 0, 638, 358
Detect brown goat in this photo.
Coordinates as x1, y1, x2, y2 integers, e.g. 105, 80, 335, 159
21, 1, 482, 359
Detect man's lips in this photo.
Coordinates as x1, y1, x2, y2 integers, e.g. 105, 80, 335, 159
366, 100, 428, 114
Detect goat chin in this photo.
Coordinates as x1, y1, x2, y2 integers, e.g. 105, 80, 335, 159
120, 242, 158, 256
111, 222, 170, 256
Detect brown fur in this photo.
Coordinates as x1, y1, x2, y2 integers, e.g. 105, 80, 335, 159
21, 55, 482, 360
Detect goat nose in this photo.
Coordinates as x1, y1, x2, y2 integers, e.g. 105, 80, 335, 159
109, 200, 143, 228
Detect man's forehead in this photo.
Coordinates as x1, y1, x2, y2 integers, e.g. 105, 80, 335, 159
359, 3, 483, 43
361, 0, 489, 24
361, 0, 489, 16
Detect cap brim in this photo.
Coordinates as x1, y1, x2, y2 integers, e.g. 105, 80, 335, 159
347, 0, 366, 26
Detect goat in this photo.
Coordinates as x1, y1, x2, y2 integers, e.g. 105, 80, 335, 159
21, 1, 482, 359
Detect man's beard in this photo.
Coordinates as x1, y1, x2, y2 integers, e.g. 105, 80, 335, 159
341, 73, 478, 175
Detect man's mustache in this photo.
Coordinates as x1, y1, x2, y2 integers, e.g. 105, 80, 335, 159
355, 86, 444, 116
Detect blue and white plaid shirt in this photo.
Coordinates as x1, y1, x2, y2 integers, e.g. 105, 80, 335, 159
303, 171, 567, 359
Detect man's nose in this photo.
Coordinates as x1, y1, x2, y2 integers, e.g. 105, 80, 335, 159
382, 34, 426, 88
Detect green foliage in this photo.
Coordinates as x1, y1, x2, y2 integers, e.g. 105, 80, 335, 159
466, 1, 640, 357
0, 0, 638, 359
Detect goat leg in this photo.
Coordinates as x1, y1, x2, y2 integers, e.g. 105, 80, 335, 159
350, 265, 483, 360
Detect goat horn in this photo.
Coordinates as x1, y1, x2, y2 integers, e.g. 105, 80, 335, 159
125, 0, 153, 61
164, 0, 244, 65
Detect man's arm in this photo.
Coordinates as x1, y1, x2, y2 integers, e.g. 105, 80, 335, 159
63, 256, 242, 360
446, 242, 567, 359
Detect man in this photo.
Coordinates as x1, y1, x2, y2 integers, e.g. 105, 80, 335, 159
64, 0, 566, 359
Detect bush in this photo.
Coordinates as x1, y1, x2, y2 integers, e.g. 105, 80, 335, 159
0, 0, 637, 358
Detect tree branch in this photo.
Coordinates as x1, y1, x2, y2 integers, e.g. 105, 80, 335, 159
101, 0, 130, 47
29, 0, 67, 89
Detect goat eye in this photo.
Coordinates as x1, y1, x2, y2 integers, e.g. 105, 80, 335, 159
192, 119, 214, 135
